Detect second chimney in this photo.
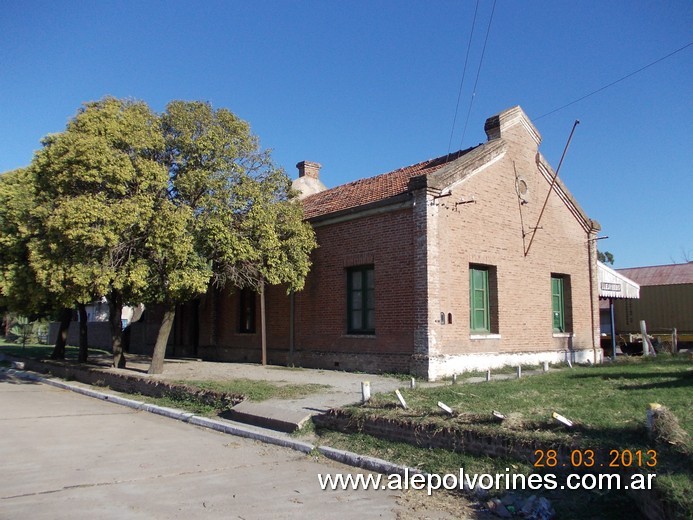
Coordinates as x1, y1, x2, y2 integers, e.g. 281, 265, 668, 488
296, 161, 322, 180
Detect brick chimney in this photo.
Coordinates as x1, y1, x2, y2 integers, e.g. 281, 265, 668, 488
296, 161, 322, 180
292, 160, 327, 199
484, 105, 541, 146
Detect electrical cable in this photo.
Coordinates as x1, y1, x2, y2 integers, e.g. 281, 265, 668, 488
536, 42, 692, 120
447, 0, 480, 157
458, 0, 497, 151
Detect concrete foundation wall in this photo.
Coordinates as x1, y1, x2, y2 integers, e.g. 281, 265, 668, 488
427, 348, 601, 381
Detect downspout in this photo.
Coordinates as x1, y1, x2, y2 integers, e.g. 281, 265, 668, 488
610, 297, 616, 361
587, 227, 598, 364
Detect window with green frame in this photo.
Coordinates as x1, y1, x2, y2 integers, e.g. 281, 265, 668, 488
551, 275, 565, 332
469, 266, 490, 333
347, 266, 375, 334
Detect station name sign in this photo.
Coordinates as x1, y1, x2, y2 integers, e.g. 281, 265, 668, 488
600, 282, 622, 292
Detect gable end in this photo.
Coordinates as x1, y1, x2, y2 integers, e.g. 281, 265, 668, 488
535, 153, 600, 233
425, 139, 507, 191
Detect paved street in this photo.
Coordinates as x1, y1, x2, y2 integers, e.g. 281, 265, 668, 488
0, 372, 408, 519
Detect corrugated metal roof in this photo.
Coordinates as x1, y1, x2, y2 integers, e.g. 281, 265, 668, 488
617, 263, 693, 286
598, 262, 640, 299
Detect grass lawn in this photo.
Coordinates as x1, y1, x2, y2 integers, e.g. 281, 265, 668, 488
314, 355, 692, 519
174, 379, 330, 402
349, 355, 691, 448
0, 340, 111, 360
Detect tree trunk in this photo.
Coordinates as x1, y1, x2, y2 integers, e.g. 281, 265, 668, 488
77, 303, 88, 363
50, 308, 72, 360
148, 303, 176, 375
109, 290, 126, 368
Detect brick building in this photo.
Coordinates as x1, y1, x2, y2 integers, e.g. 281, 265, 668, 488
183, 106, 602, 380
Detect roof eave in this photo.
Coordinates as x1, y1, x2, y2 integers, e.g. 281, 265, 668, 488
307, 192, 413, 227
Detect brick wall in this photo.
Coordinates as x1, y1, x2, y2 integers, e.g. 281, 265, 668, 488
16, 358, 244, 407
424, 111, 600, 378
291, 208, 417, 371
198, 284, 291, 364
194, 208, 417, 371
189, 107, 600, 379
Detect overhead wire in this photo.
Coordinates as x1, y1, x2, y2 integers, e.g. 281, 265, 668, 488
458, 0, 497, 152
447, 0, 480, 158
536, 42, 692, 120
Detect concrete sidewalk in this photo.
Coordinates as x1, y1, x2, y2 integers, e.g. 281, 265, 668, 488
1, 371, 481, 519
123, 356, 415, 432
10, 354, 417, 432
112, 356, 550, 432
2, 352, 552, 432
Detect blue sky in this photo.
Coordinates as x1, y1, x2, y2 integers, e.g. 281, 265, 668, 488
1, 1, 691, 268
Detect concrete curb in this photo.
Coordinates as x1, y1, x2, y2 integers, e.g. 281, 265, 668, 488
317, 445, 419, 477
1, 367, 416, 476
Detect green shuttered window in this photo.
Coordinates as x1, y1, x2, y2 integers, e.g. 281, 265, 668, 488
551, 276, 565, 332
470, 267, 490, 333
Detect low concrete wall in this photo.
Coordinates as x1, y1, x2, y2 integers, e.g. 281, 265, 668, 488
313, 409, 580, 464
16, 358, 244, 409
427, 348, 603, 381
314, 409, 679, 520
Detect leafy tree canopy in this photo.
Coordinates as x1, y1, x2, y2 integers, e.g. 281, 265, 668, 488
598, 250, 615, 265
0, 97, 316, 371
0, 168, 51, 315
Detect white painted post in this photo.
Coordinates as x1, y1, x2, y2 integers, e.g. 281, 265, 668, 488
451, 373, 457, 384
486, 369, 491, 382
672, 328, 678, 354
640, 320, 652, 356
438, 401, 454, 415
543, 361, 549, 372
395, 389, 408, 410
552, 411, 574, 427
410, 377, 416, 389
516, 366, 522, 379
361, 381, 371, 404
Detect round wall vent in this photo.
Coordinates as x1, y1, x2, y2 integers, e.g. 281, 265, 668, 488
516, 178, 529, 197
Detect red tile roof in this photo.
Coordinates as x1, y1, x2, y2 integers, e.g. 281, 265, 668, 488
302, 148, 475, 219
617, 263, 693, 286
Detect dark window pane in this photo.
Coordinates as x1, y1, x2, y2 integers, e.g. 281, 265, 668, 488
347, 266, 374, 334
351, 272, 362, 290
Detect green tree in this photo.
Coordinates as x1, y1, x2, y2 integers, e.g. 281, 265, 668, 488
598, 250, 615, 265
143, 101, 315, 374
4, 98, 316, 374
29, 97, 168, 368
0, 168, 76, 359
230, 169, 316, 365
141, 200, 211, 374
0, 168, 50, 315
